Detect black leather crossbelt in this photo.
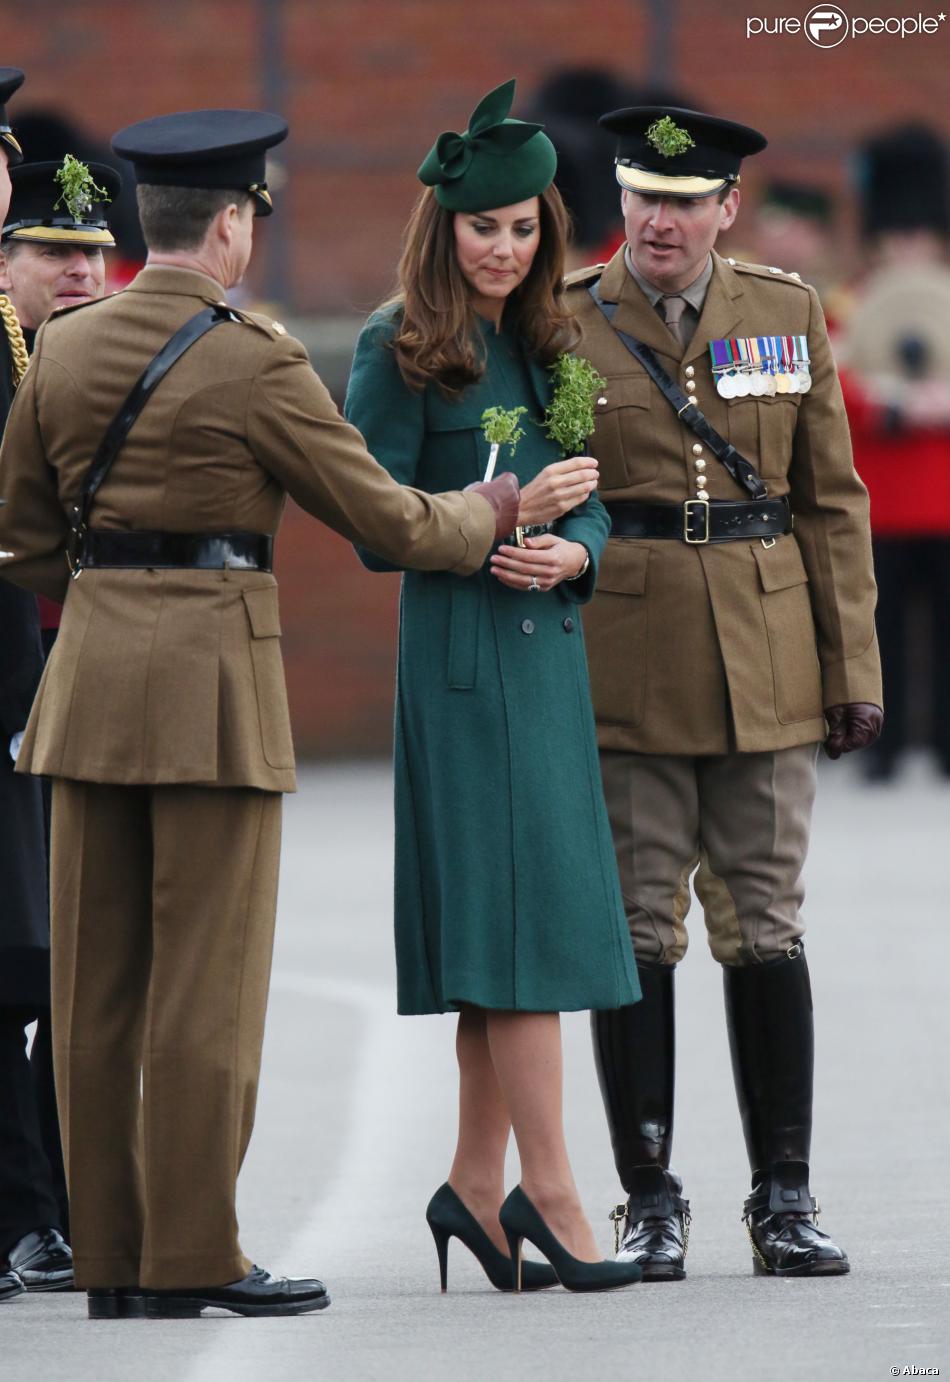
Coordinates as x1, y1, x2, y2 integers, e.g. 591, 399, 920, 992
82, 529, 273, 571
606, 497, 792, 545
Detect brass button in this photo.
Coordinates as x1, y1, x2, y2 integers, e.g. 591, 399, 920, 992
597, 396, 608, 406
685, 365, 695, 378
692, 443, 703, 456
685, 381, 696, 393
696, 489, 709, 501
695, 458, 706, 471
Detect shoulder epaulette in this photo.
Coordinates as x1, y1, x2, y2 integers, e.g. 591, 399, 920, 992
226, 305, 290, 338
725, 258, 810, 289
47, 293, 114, 321
564, 263, 606, 289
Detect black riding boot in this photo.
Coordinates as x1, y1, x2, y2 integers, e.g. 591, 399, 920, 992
723, 945, 849, 1276
591, 962, 690, 1281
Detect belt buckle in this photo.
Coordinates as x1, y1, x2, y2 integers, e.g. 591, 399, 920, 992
683, 498, 710, 544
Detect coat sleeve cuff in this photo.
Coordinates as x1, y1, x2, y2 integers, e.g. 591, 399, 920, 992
449, 492, 496, 577
821, 636, 883, 710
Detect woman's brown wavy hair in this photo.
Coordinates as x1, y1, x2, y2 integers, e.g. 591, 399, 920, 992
385, 184, 580, 398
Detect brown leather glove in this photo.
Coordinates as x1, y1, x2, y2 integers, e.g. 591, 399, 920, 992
824, 703, 884, 759
465, 472, 520, 543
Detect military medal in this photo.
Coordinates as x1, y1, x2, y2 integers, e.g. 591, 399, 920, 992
791, 334, 812, 392
749, 338, 767, 395
709, 339, 735, 397
762, 337, 778, 395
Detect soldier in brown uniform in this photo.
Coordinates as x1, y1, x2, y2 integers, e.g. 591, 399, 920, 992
0, 109, 521, 1318
0, 141, 122, 1306
568, 108, 882, 1279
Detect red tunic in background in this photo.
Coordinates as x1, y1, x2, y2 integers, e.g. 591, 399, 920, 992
839, 368, 950, 536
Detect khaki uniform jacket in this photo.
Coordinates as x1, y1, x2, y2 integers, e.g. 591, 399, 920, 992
568, 249, 882, 755
0, 267, 496, 791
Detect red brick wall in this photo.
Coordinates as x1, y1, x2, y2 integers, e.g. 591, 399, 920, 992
5, 2, 946, 753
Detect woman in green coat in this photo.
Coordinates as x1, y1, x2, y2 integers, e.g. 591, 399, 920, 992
345, 82, 641, 1292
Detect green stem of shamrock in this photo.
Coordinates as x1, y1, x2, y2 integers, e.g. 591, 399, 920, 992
481, 405, 527, 480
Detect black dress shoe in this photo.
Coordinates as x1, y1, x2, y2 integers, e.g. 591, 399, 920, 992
0, 1269, 26, 1303
145, 1264, 330, 1317
743, 1163, 849, 1277
6, 1229, 74, 1292
610, 1167, 690, 1281
87, 1288, 147, 1319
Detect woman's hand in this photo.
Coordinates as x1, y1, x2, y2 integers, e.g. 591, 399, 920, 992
516, 457, 598, 527
490, 535, 589, 592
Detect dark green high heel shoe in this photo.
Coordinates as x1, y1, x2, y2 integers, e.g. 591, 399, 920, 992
426, 1184, 558, 1293
499, 1186, 643, 1293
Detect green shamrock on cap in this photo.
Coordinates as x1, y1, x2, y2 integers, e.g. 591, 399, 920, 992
646, 117, 695, 158
53, 154, 111, 221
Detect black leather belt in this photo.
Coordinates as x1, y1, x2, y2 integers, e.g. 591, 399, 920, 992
606, 497, 792, 546
81, 530, 273, 571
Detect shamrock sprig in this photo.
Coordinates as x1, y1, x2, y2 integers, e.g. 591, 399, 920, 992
481, 405, 527, 455
53, 154, 111, 221
542, 354, 607, 457
646, 116, 695, 159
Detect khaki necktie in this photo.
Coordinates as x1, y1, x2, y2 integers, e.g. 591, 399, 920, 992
660, 293, 688, 347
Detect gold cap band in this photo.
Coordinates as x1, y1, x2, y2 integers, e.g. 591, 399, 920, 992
5, 224, 115, 247
615, 163, 737, 198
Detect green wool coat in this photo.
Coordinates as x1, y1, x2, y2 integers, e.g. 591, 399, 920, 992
345, 309, 640, 1015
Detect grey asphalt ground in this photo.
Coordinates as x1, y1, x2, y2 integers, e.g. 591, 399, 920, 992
2, 756, 948, 1381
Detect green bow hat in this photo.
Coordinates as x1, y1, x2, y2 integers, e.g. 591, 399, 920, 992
418, 80, 557, 213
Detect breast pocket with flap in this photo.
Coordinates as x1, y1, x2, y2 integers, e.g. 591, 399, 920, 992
591, 375, 659, 488
726, 394, 802, 481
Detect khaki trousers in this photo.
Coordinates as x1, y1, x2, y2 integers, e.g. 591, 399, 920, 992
600, 746, 819, 966
50, 780, 282, 1290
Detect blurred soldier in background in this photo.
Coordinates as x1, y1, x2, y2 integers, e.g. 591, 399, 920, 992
838, 125, 950, 780
0, 65, 75, 1306
750, 181, 840, 309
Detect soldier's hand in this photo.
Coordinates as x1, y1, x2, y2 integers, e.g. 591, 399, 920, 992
490, 535, 589, 592
465, 472, 521, 541
517, 457, 598, 526
824, 702, 884, 759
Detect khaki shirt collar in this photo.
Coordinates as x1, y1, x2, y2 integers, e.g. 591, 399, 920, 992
623, 246, 714, 314
124, 265, 228, 303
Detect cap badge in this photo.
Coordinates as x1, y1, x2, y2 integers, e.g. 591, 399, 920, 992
645, 117, 696, 158
54, 154, 112, 221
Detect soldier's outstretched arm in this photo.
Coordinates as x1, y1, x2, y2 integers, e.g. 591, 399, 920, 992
0, 335, 70, 602
247, 333, 513, 576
